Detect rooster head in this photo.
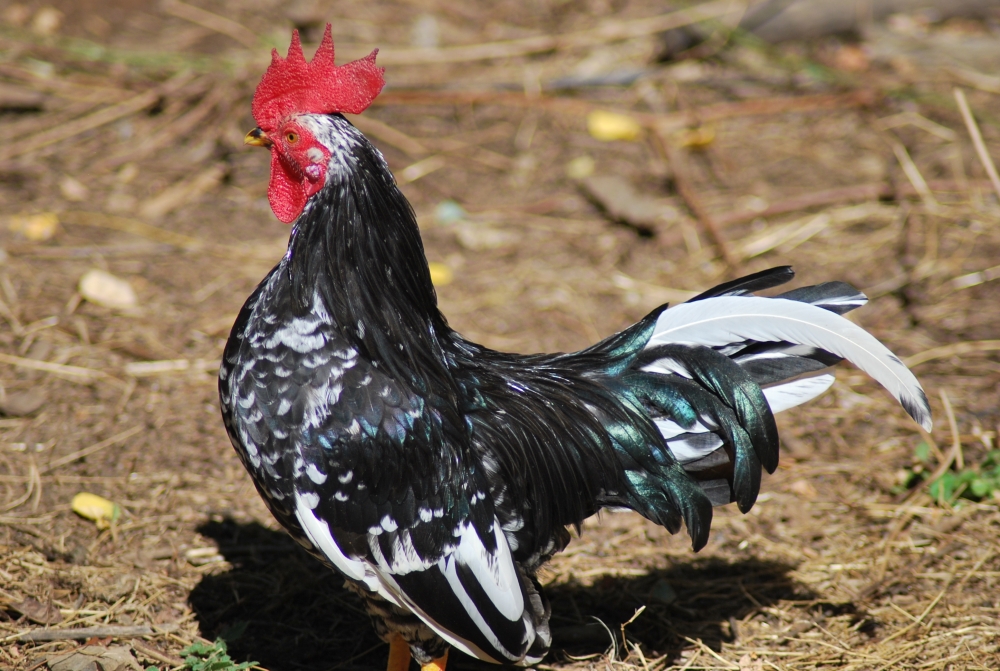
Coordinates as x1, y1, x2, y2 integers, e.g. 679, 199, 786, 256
246, 25, 385, 223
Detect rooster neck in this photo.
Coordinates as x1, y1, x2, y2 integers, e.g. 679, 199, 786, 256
283, 114, 452, 392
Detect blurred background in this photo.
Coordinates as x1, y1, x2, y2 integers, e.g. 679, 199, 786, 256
1, 1, 999, 669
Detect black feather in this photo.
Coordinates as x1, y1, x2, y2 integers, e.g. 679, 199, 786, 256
777, 281, 867, 315
686, 266, 795, 302
734, 343, 841, 386
392, 565, 531, 663
629, 373, 763, 512
637, 344, 779, 474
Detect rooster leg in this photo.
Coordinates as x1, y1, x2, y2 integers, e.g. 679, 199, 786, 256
386, 633, 412, 671
420, 649, 448, 671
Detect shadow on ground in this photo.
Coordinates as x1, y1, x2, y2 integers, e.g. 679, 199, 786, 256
190, 520, 815, 671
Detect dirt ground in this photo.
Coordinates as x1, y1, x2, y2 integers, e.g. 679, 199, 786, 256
1, 1, 999, 669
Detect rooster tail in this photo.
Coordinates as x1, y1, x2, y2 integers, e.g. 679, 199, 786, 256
625, 356, 771, 515
648, 282, 932, 430
571, 305, 667, 377
632, 268, 931, 510
580, 268, 928, 548
597, 405, 714, 550
625, 463, 715, 550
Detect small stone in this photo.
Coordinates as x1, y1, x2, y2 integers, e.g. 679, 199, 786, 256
566, 155, 595, 180
832, 44, 869, 72
117, 163, 139, 184
59, 175, 89, 201
30, 6, 62, 36
284, 0, 324, 32
433, 200, 467, 226
78, 269, 138, 310
454, 224, 518, 251
3, 4, 32, 27
104, 191, 137, 214
649, 579, 677, 604
739, 195, 769, 214
70, 544, 89, 565
789, 479, 819, 500
0, 389, 46, 416
411, 14, 440, 49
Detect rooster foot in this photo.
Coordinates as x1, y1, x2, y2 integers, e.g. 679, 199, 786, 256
387, 634, 411, 671
421, 649, 448, 671
386, 635, 448, 671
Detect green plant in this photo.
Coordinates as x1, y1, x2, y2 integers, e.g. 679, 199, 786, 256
146, 638, 257, 671
898, 443, 1000, 504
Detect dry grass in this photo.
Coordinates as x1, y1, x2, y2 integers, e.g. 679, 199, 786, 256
1, 1, 999, 669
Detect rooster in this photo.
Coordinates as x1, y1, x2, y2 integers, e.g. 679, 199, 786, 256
219, 27, 931, 671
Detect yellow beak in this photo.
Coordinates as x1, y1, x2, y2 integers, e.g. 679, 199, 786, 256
244, 127, 272, 148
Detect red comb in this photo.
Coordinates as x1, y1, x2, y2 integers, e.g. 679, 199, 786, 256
252, 25, 384, 132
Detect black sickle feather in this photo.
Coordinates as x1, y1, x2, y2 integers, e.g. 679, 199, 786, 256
631, 372, 763, 512
637, 344, 780, 474
736, 346, 837, 386
687, 265, 795, 302
777, 282, 867, 315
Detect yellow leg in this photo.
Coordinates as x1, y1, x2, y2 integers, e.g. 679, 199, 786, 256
387, 634, 411, 671
421, 649, 448, 671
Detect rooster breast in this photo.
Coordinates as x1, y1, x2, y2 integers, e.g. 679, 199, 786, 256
218, 261, 548, 665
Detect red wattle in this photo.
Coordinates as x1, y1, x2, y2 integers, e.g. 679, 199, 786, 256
268, 152, 307, 224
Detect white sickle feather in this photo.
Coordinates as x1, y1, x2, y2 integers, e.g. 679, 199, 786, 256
649, 296, 932, 431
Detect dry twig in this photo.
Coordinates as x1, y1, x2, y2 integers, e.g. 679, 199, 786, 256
890, 141, 940, 212
9, 623, 178, 643
654, 132, 738, 269
0, 91, 160, 162
374, 90, 875, 134
953, 88, 1000, 202
715, 179, 990, 228
161, 0, 259, 49
41, 425, 144, 474
95, 81, 228, 170
358, 0, 739, 65
60, 211, 205, 250
0, 352, 114, 384
938, 389, 963, 471
904, 340, 1000, 367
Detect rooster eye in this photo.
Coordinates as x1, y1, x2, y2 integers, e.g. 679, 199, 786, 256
285, 132, 299, 144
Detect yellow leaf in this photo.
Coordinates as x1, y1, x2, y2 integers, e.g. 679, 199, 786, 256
676, 126, 716, 149
587, 110, 642, 142
8, 213, 60, 241
565, 155, 596, 180
428, 262, 453, 286
71, 492, 121, 529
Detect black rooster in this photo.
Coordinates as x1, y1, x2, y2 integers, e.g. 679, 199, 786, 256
220, 27, 931, 671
